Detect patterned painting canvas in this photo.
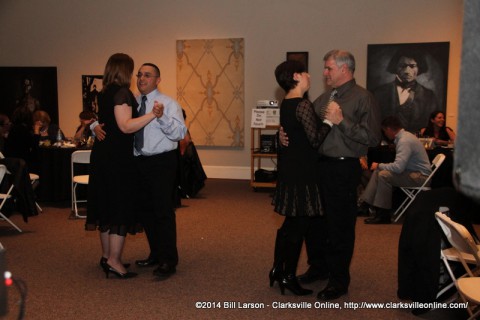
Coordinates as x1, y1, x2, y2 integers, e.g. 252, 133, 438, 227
176, 38, 244, 147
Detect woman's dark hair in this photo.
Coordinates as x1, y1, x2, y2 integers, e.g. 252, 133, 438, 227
275, 60, 306, 93
423, 110, 448, 137
102, 53, 134, 90
79, 110, 97, 120
386, 48, 428, 75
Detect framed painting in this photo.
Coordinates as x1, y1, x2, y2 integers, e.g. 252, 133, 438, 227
82, 75, 102, 114
286, 52, 309, 71
176, 38, 245, 147
367, 42, 450, 134
0, 67, 59, 124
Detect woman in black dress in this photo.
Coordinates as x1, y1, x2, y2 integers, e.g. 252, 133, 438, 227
86, 53, 161, 278
270, 60, 331, 295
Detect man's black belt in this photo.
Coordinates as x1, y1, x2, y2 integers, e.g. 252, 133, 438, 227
318, 156, 358, 162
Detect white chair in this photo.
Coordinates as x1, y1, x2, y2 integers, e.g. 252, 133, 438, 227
29, 173, 42, 213
1, 150, 43, 214
0, 165, 22, 232
71, 150, 91, 219
392, 153, 446, 222
435, 211, 480, 319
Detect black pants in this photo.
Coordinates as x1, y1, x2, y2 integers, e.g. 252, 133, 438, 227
135, 150, 178, 266
398, 187, 479, 302
307, 157, 361, 290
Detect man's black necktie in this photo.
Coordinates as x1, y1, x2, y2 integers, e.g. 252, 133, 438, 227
135, 95, 147, 152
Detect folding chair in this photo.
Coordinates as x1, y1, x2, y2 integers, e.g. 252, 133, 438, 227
392, 153, 446, 222
29, 173, 42, 213
0, 165, 22, 232
71, 150, 91, 219
1, 151, 43, 213
435, 211, 480, 319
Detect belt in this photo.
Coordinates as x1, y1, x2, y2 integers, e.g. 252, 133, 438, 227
318, 156, 358, 162
135, 149, 177, 159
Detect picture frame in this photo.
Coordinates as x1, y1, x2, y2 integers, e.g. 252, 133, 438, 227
286, 52, 309, 71
0, 67, 59, 124
82, 75, 103, 114
367, 42, 450, 133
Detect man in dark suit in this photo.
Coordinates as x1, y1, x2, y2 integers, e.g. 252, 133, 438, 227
373, 49, 439, 134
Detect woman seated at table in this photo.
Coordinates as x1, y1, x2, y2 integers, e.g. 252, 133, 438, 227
73, 110, 97, 145
33, 110, 64, 143
419, 110, 456, 147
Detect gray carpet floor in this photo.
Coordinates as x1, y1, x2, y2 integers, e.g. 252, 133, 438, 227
0, 179, 474, 319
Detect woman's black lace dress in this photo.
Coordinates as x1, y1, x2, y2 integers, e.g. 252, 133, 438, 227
272, 98, 331, 217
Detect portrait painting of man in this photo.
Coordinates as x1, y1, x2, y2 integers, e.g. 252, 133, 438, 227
367, 42, 449, 134
0, 67, 59, 124
82, 75, 102, 114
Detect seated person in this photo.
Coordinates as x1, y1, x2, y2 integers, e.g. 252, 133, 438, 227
356, 155, 372, 216
32, 110, 64, 143
419, 110, 455, 147
359, 116, 432, 224
0, 113, 11, 152
4, 107, 41, 173
73, 110, 97, 144
177, 109, 206, 199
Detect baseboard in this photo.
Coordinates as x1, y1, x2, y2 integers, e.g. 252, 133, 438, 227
203, 165, 277, 180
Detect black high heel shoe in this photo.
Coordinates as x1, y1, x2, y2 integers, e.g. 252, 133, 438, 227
279, 274, 313, 296
269, 266, 282, 287
100, 257, 131, 269
103, 263, 138, 279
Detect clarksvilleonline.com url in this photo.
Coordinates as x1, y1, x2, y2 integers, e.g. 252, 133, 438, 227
195, 301, 468, 310
343, 301, 468, 310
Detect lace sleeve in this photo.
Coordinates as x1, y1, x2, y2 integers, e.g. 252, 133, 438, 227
296, 99, 331, 149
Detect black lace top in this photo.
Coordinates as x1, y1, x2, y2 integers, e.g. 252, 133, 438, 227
272, 98, 331, 217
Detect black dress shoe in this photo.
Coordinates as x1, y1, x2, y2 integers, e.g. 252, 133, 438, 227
279, 274, 313, 296
364, 214, 391, 224
297, 267, 329, 284
153, 263, 176, 279
317, 286, 347, 300
357, 202, 372, 217
135, 257, 159, 267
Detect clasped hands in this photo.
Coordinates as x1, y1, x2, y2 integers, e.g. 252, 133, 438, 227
152, 101, 164, 118
94, 101, 164, 141
279, 102, 344, 147
325, 101, 343, 125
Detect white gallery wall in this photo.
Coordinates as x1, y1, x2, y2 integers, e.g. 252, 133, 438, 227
0, 0, 464, 179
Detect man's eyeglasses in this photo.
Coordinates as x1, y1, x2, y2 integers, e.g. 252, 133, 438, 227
136, 73, 159, 79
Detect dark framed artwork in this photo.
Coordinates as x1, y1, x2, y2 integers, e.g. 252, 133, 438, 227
367, 42, 450, 133
82, 75, 103, 114
0, 67, 59, 124
286, 52, 309, 71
